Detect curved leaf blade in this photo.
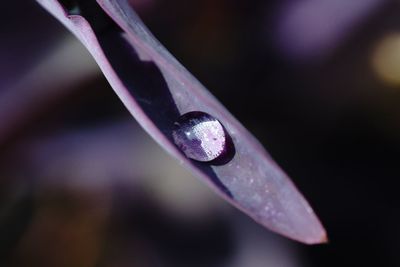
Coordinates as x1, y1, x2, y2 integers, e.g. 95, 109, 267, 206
37, 0, 327, 244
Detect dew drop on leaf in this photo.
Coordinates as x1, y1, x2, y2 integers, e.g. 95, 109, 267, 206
172, 112, 231, 163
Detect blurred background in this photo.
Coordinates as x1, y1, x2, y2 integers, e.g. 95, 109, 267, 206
1, 0, 400, 266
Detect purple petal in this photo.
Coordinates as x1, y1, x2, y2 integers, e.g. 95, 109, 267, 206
37, 0, 326, 243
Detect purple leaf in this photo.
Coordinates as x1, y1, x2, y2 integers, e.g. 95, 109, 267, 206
37, 0, 327, 244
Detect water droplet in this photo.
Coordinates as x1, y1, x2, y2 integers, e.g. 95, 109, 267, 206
172, 112, 231, 162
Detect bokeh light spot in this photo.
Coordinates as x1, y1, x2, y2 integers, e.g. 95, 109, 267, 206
372, 33, 400, 86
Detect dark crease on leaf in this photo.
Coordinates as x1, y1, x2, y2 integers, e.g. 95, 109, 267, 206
100, 30, 233, 198
58, 0, 81, 15
60, 0, 118, 32
59, 0, 234, 197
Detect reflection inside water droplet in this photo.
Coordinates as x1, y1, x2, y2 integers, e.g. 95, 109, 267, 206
172, 112, 234, 163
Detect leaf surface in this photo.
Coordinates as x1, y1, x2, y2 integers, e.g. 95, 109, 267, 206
37, 0, 326, 244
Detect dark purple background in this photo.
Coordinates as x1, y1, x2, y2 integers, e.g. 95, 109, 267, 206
1, 0, 400, 266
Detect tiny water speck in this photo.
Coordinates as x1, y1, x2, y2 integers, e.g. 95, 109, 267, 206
172, 112, 228, 162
